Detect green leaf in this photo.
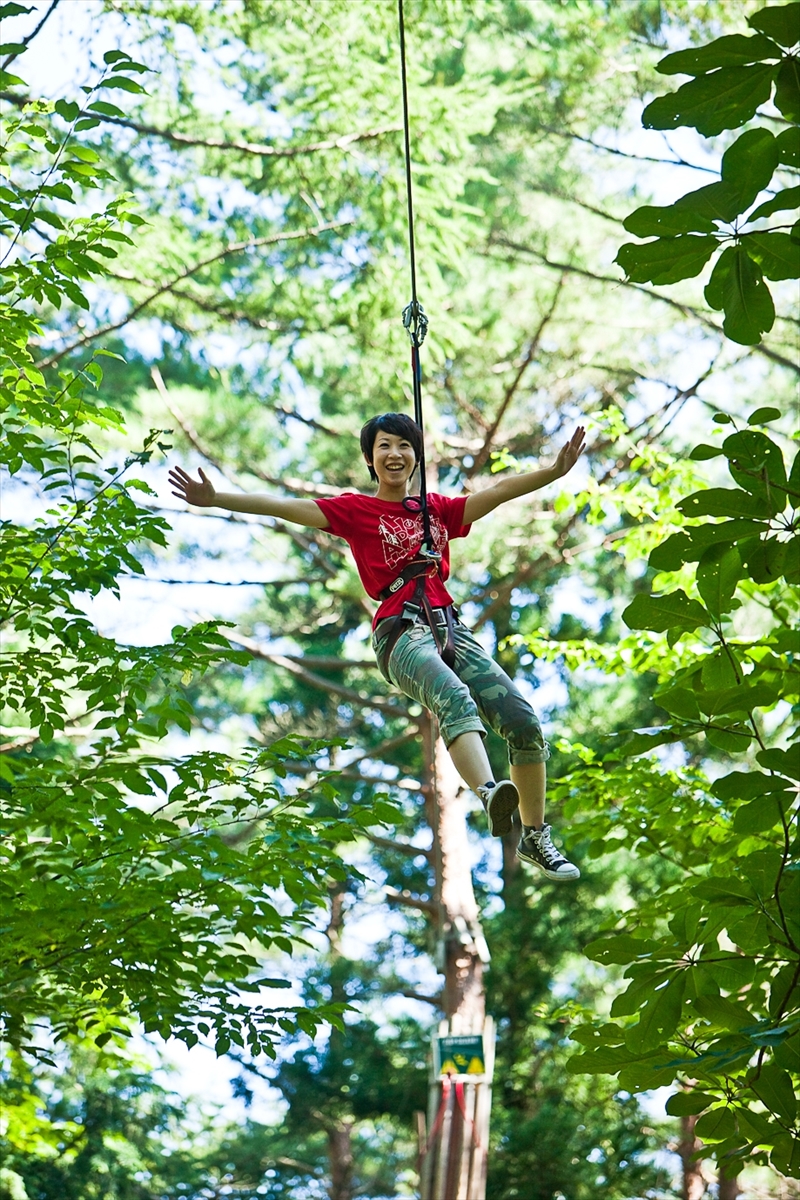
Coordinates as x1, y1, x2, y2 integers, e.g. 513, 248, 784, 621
775, 56, 800, 121
642, 64, 776, 138
771, 1133, 800, 1178
740, 537, 788, 584
776, 126, 800, 167
666, 1090, 717, 1116
736, 1106, 782, 1147
705, 244, 735, 310
693, 953, 756, 993
615, 234, 718, 285
622, 205, 716, 237
722, 429, 787, 507
721, 244, 775, 344
693, 994, 758, 1031
654, 683, 701, 719
657, 33, 782, 76
627, 974, 686, 1052
689, 443, 725, 461
674, 180, 745, 223
678, 487, 772, 520
54, 99, 81, 123
711, 770, 790, 802
102, 75, 147, 94
749, 186, 800, 222
748, 2, 800, 48
750, 1065, 797, 1123
694, 1106, 738, 1142
734, 796, 786, 835
622, 590, 710, 634
649, 532, 697, 570
696, 542, 742, 618
744, 231, 800, 280
747, 406, 783, 425
619, 726, 695, 756
584, 934, 660, 965
756, 747, 799, 780
721, 129, 780, 209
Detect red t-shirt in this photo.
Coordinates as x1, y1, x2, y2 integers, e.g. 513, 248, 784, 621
314, 492, 472, 627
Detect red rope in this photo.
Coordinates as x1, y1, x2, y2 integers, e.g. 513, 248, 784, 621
455, 1078, 485, 1153
418, 1075, 452, 1163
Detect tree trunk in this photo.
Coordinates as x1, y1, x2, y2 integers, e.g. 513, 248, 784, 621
327, 1121, 354, 1200
678, 1114, 707, 1200
419, 716, 492, 1200
717, 1169, 740, 1200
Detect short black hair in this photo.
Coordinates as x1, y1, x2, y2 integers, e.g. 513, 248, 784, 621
360, 413, 423, 482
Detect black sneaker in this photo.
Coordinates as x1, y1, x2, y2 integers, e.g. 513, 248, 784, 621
476, 780, 519, 837
516, 824, 580, 880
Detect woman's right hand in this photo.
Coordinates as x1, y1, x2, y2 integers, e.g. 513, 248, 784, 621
169, 465, 216, 507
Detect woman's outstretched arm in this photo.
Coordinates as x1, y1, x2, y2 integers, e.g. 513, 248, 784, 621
463, 427, 586, 524
168, 465, 330, 529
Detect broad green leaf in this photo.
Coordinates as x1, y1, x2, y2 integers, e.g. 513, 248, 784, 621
649, 532, 697, 569
657, 33, 782, 76
775, 1036, 800, 1074
674, 180, 745, 223
698, 679, 780, 716
694, 1106, 738, 1142
748, 186, 800, 222
666, 1089, 716, 1116
721, 128, 780, 209
771, 1134, 800, 1178
748, 2, 800, 48
654, 676, 703, 717
705, 723, 753, 753
615, 234, 718, 284
694, 954, 756, 992
721, 244, 775, 344
619, 727, 696, 756
711, 770, 790, 802
770, 964, 800, 1016
750, 1065, 797, 1123
678, 487, 772, 520
775, 56, 800, 122
626, 975, 686, 1052
757, 747, 800, 779
642, 64, 776, 137
737, 1106, 782, 1147
747, 406, 783, 424
689, 443, 725, 461
696, 542, 742, 617
618, 1057, 679, 1092
745, 231, 800, 280
623, 590, 710, 633
584, 934, 660, 965
693, 994, 758, 1031
699, 650, 740, 692
740, 537, 788, 584
776, 125, 800, 167
622, 204, 716, 237
705, 243, 734, 310
727, 909, 774, 950
723, 429, 788, 503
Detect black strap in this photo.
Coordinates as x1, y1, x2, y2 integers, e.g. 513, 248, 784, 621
378, 557, 437, 602
397, 0, 437, 563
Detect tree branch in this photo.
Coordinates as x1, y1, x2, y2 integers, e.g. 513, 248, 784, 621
1, 0, 62, 70
0, 90, 400, 160
228, 632, 410, 719
385, 886, 439, 915
36, 219, 352, 369
365, 832, 432, 860
464, 274, 565, 480
487, 235, 800, 376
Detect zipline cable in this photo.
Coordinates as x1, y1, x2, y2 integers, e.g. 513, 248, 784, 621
397, 0, 437, 560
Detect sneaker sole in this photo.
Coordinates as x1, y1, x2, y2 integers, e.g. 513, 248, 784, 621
485, 781, 519, 837
515, 846, 581, 881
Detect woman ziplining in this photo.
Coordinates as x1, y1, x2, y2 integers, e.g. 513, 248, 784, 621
168, 418, 585, 880
168, 0, 586, 880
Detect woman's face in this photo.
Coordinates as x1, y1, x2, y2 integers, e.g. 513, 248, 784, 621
367, 431, 417, 491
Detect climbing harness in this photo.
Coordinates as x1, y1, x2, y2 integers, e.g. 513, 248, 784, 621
383, 0, 457, 672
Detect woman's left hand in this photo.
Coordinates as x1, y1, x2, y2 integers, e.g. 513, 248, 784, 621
554, 426, 586, 477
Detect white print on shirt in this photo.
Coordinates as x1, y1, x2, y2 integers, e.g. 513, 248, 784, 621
378, 511, 447, 569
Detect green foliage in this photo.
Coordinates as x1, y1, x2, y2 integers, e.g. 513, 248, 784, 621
0, 58, 374, 1059
616, 2, 800, 344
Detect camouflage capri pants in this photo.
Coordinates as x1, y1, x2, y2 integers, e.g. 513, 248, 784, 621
373, 612, 549, 765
